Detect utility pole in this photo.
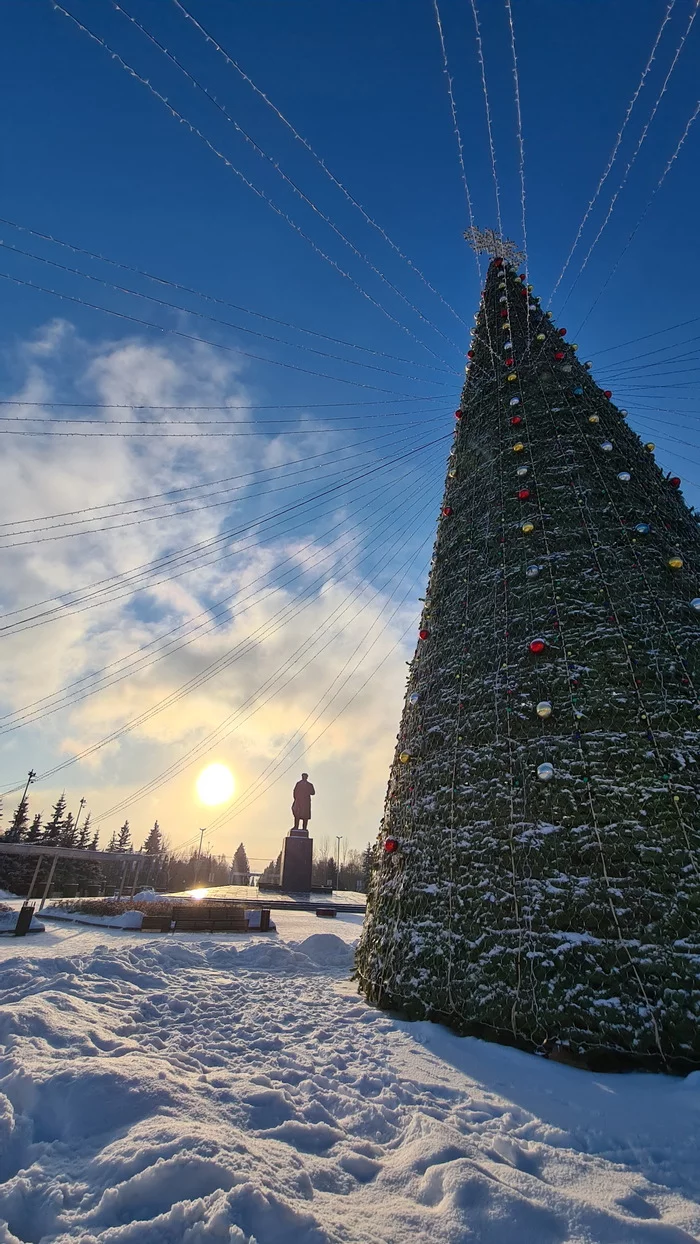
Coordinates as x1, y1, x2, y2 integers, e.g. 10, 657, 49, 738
20, 769, 36, 808
197, 827, 206, 858
335, 835, 343, 885
74, 797, 87, 834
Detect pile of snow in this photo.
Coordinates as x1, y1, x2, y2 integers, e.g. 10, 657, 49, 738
132, 889, 163, 902
0, 919, 699, 1243
0, 909, 44, 934
42, 906, 144, 929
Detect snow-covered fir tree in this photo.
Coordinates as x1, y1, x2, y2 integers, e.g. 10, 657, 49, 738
357, 249, 700, 1072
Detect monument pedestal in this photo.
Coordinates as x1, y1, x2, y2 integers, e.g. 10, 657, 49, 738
281, 830, 313, 892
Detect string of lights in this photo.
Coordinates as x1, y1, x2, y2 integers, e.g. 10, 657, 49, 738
51, 2, 454, 367
171, 0, 468, 329
548, 0, 677, 305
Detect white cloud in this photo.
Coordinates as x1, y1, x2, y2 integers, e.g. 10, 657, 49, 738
0, 324, 422, 862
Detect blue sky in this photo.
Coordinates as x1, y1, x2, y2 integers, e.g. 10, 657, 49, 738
0, 0, 698, 859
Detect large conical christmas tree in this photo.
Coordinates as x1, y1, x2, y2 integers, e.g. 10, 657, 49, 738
356, 233, 700, 1072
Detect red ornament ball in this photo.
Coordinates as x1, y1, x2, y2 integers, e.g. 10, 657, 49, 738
510, 415, 522, 426
419, 628, 430, 640
603, 390, 612, 399
500, 309, 508, 318
518, 488, 531, 500
494, 258, 503, 268
454, 410, 463, 420
558, 327, 567, 336
554, 351, 565, 361
519, 273, 526, 281
529, 638, 546, 654
467, 350, 474, 358
505, 357, 514, 366
442, 505, 453, 517
384, 837, 399, 854
669, 476, 681, 488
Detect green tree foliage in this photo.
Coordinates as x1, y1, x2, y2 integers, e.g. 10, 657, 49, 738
2, 796, 29, 843
357, 257, 700, 1072
232, 842, 250, 884
116, 821, 132, 852
41, 794, 67, 846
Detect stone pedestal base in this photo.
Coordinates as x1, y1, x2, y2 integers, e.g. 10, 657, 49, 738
281, 833, 313, 892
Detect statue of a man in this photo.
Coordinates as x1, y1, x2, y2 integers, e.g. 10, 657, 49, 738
291, 772, 315, 834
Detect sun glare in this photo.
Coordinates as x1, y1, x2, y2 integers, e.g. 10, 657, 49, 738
195, 763, 235, 807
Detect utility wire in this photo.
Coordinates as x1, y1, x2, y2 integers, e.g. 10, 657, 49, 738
5, 475, 440, 796
0, 215, 446, 370
0, 238, 453, 383
0, 422, 443, 536
92, 505, 435, 822
0, 431, 451, 632
0, 460, 441, 741
0, 419, 446, 546
0, 268, 448, 397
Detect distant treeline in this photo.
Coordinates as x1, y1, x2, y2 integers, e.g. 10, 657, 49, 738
0, 794, 371, 897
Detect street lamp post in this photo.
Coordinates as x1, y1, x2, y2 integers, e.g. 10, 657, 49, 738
335, 836, 343, 887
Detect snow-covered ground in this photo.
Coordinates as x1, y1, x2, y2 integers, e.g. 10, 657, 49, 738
1, 913, 699, 1243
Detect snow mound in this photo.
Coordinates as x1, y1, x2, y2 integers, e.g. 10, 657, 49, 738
0, 911, 44, 934
295, 932, 357, 969
0, 928, 699, 1243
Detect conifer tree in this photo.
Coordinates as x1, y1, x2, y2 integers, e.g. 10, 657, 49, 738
232, 842, 250, 884
116, 821, 132, 852
41, 794, 67, 845
1, 796, 29, 842
142, 821, 163, 855
25, 813, 43, 843
357, 242, 700, 1072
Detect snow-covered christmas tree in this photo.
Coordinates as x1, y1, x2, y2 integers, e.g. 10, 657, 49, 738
356, 231, 700, 1072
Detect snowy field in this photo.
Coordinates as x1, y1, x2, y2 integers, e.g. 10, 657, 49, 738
1, 912, 699, 1243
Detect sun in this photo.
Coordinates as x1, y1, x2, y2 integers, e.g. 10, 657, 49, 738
195, 763, 235, 807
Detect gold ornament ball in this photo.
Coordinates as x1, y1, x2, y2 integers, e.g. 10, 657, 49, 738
399, 751, 411, 763
668, 557, 684, 570
507, 373, 517, 382
645, 442, 655, 451
536, 333, 545, 341
588, 415, 600, 424
503, 323, 511, 332
513, 442, 525, 452
546, 311, 553, 318
536, 700, 552, 718
571, 343, 579, 351
521, 521, 534, 534
448, 468, 457, 478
